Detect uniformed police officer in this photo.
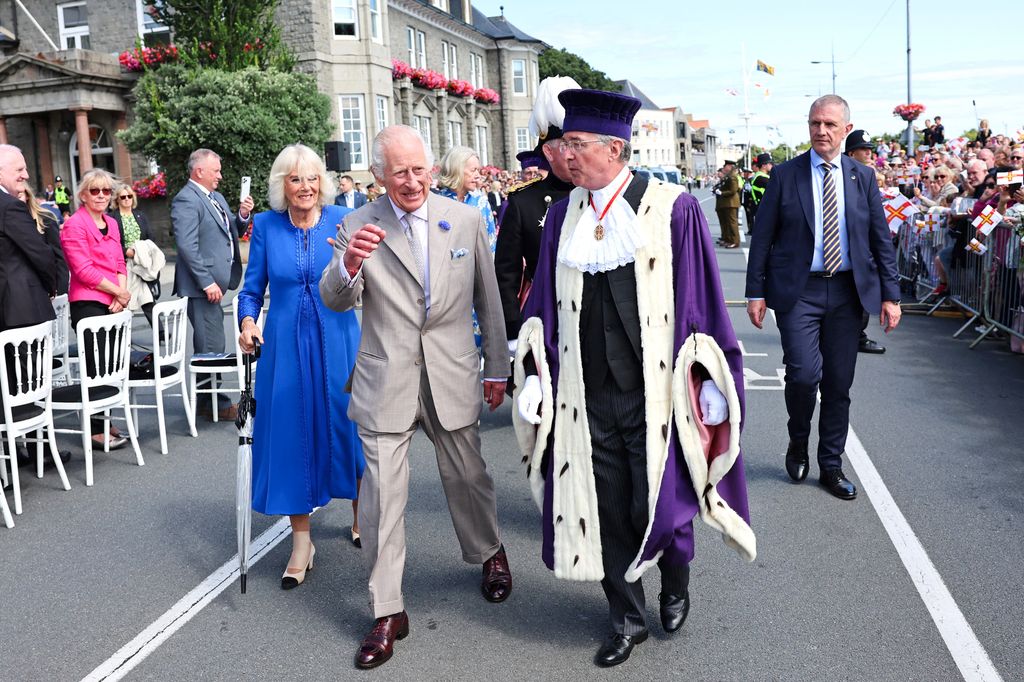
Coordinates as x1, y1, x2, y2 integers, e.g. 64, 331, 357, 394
845, 129, 886, 354
747, 153, 773, 235
494, 77, 579, 349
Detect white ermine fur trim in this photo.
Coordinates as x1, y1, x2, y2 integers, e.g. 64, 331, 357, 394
672, 333, 757, 562
512, 317, 553, 511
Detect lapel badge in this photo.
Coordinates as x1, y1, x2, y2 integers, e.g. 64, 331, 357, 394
438, 220, 451, 231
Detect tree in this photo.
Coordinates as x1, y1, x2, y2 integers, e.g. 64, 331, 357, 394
120, 64, 333, 209
145, 0, 293, 71
538, 48, 621, 92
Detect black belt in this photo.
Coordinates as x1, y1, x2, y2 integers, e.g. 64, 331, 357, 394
808, 270, 852, 278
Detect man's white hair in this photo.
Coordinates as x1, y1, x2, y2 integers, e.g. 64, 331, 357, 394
528, 76, 582, 141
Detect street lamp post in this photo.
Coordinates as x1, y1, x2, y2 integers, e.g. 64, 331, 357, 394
810, 43, 841, 95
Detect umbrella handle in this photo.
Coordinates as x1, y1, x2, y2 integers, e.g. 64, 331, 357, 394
244, 338, 261, 388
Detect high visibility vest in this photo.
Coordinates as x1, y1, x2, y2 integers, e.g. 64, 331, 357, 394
54, 186, 69, 204
750, 171, 770, 205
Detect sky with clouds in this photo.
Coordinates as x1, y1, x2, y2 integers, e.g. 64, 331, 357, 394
476, 0, 1024, 148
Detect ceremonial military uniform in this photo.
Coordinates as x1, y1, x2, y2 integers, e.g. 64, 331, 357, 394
494, 173, 574, 339
715, 164, 741, 247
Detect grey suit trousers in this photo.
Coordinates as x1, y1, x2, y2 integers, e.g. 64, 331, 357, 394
357, 369, 501, 618
586, 382, 688, 636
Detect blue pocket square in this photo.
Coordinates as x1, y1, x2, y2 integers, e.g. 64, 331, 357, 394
451, 247, 469, 260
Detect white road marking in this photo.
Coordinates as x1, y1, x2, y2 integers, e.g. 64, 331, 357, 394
743, 367, 786, 390
738, 229, 1002, 681
844, 430, 1002, 682
81, 517, 293, 682
738, 340, 768, 357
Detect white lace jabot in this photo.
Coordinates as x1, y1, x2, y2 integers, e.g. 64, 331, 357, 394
558, 165, 645, 274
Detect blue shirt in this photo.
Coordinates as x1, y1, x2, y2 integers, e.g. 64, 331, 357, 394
809, 148, 851, 272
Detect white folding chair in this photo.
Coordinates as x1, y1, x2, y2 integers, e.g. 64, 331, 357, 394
0, 321, 71, 527
50, 311, 143, 487
188, 298, 265, 423
51, 294, 71, 386
129, 297, 197, 454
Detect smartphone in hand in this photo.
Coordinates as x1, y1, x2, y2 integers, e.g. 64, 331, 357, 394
240, 176, 251, 200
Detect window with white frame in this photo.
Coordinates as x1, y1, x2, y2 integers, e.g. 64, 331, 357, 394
441, 41, 450, 79
375, 96, 388, 134
531, 60, 539, 95
515, 128, 530, 152
447, 121, 462, 149
136, 0, 170, 45
406, 27, 415, 64
448, 44, 458, 80
339, 95, 367, 168
511, 59, 526, 96
475, 126, 489, 166
431, 0, 450, 10
469, 53, 484, 88
414, 116, 432, 149
58, 2, 90, 50
368, 0, 382, 42
332, 0, 357, 38
416, 31, 426, 68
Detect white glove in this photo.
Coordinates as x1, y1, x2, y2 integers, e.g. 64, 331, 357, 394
699, 380, 728, 426
713, 189, 722, 196
517, 374, 542, 425
507, 339, 518, 354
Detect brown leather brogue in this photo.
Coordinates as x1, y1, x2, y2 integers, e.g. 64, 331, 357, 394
481, 545, 512, 603
354, 611, 409, 669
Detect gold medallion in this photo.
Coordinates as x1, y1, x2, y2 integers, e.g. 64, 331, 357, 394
594, 223, 605, 241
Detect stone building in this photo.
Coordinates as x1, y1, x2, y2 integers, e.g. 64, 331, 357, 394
0, 0, 545, 196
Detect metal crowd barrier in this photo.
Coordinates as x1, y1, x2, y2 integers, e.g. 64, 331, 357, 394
895, 212, 947, 301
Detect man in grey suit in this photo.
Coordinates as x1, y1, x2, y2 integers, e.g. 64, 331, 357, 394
172, 148, 253, 420
320, 125, 511, 670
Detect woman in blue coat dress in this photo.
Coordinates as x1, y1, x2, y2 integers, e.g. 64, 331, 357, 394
237, 144, 364, 590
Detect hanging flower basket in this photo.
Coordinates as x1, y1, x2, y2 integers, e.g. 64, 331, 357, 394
473, 88, 500, 105
132, 171, 167, 199
893, 103, 925, 122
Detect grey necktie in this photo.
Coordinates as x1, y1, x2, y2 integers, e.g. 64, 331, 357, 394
401, 213, 426, 285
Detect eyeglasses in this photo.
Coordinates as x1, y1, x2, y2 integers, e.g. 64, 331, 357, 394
118, 195, 133, 200
88, 187, 112, 196
557, 138, 606, 154
1012, 155, 1024, 160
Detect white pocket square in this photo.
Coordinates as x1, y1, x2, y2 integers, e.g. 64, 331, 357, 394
451, 247, 469, 260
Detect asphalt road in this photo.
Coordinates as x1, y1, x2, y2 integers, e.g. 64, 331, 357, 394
1, 189, 1020, 681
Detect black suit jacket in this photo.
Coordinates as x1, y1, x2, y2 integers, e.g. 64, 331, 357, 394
0, 189, 57, 329
110, 208, 154, 257
745, 151, 900, 314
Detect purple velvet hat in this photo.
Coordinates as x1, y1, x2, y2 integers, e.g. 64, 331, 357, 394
517, 149, 549, 172
558, 89, 642, 140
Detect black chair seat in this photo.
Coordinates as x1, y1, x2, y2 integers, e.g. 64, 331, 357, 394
190, 354, 237, 368
130, 364, 180, 380
2, 403, 45, 424
50, 384, 119, 404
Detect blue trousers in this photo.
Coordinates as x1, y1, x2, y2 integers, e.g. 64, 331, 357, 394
776, 272, 863, 471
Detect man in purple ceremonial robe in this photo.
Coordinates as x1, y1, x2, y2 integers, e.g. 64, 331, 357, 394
512, 90, 756, 667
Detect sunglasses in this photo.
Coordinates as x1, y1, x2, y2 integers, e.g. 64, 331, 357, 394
88, 187, 112, 196
118, 195, 133, 200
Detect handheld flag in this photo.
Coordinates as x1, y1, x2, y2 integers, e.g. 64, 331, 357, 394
996, 169, 1024, 186
915, 213, 941, 234
884, 196, 918, 233
756, 60, 775, 76
965, 238, 988, 255
971, 205, 1003, 235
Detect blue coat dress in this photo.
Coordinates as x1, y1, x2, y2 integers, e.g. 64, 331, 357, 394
237, 205, 364, 515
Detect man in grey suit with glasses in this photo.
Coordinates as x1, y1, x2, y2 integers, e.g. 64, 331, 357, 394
320, 125, 511, 670
172, 148, 253, 420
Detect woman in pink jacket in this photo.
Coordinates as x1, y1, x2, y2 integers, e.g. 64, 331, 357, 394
59, 168, 131, 449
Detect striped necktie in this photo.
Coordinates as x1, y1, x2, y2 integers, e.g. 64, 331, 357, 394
820, 163, 841, 274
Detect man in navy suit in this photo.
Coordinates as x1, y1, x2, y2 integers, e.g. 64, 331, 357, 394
745, 95, 901, 500
334, 174, 367, 210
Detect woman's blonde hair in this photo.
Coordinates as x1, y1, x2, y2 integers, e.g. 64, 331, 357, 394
76, 168, 118, 208
21, 185, 47, 235
438, 146, 480, 194
114, 182, 138, 210
267, 144, 337, 212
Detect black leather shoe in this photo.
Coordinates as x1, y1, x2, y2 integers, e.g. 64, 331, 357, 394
785, 439, 809, 482
659, 591, 690, 633
481, 545, 512, 603
820, 469, 857, 500
858, 338, 886, 354
594, 631, 648, 667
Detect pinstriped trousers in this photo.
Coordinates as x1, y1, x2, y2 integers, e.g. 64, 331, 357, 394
585, 381, 688, 636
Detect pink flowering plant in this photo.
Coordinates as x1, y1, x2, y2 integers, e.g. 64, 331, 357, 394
411, 68, 448, 91
392, 59, 414, 79
447, 79, 475, 97
893, 103, 926, 122
473, 88, 500, 105
132, 171, 167, 199
118, 44, 180, 72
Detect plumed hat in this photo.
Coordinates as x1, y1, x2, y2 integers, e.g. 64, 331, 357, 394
558, 88, 641, 141
529, 76, 582, 143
